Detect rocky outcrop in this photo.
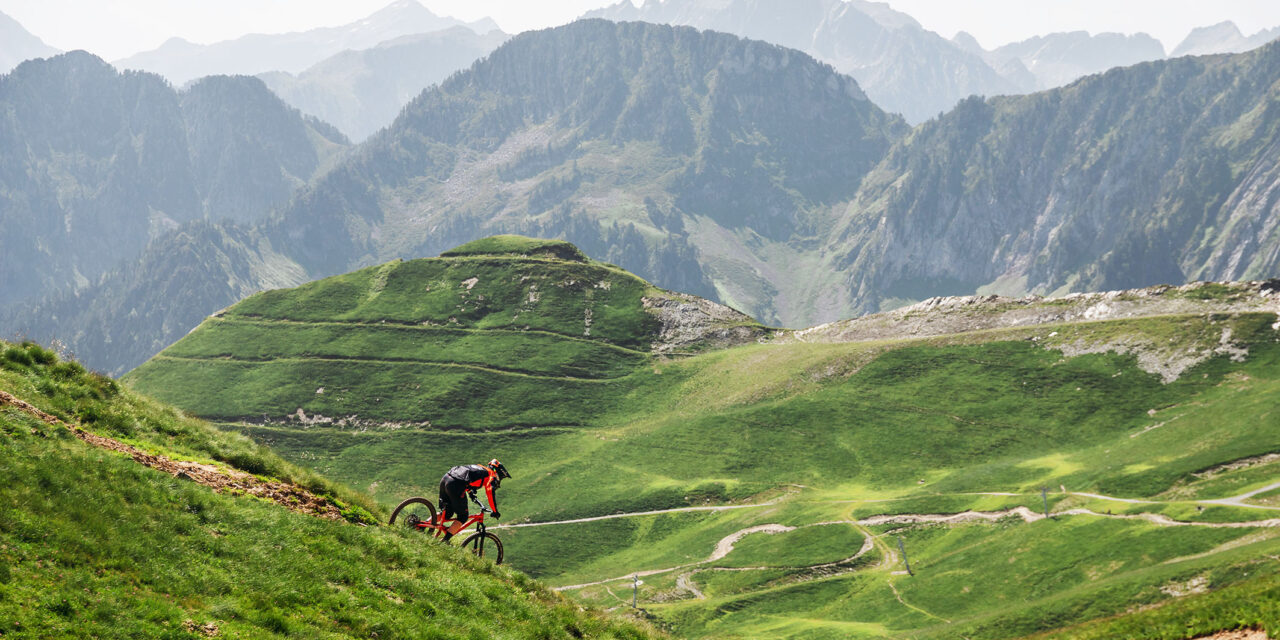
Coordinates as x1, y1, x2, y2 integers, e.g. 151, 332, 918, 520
643, 293, 773, 353
782, 281, 1280, 345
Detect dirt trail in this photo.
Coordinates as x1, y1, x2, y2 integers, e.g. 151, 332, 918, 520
709, 524, 793, 562
0, 389, 343, 520
1199, 481, 1280, 509
553, 502, 1280, 596
491, 501, 778, 530
861, 506, 1280, 529
675, 572, 704, 599
557, 521, 879, 594
555, 523, 798, 592
510, 484, 1280, 534
674, 527, 880, 600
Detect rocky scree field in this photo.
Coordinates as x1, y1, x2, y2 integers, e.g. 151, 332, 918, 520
126, 238, 1280, 639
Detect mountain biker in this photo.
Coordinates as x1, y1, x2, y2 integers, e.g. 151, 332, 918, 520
438, 459, 510, 541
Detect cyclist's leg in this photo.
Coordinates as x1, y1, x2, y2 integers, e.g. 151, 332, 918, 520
441, 478, 469, 541
438, 478, 454, 524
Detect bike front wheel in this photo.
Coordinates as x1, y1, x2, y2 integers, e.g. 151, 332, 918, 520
459, 531, 504, 564
389, 497, 437, 531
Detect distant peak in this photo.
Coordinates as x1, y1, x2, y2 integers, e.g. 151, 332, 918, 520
1200, 20, 1244, 35
371, 0, 433, 18
951, 31, 984, 53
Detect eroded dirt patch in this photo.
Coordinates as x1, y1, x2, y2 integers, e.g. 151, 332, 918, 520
1193, 630, 1270, 640
0, 389, 343, 520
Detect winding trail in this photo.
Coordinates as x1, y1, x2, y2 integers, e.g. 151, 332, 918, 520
862, 506, 1280, 529
554, 523, 799, 591
491, 501, 779, 530
552, 500, 1280, 594
672, 527, 882, 601
527, 474, 1280, 618
1199, 481, 1280, 509
509, 483, 1280, 534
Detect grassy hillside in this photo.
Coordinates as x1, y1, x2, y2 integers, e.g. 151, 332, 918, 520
127, 242, 1280, 638
0, 340, 659, 638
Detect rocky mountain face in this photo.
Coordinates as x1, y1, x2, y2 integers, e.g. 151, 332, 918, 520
115, 0, 499, 85
831, 40, 1280, 312
585, 0, 1026, 123
268, 19, 906, 324
259, 27, 509, 142
5, 223, 305, 376
0, 52, 345, 309
0, 9, 58, 73
1172, 21, 1280, 57
0, 53, 348, 372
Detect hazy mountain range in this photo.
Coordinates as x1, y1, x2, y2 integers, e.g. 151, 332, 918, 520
0, 51, 344, 333
586, 0, 1280, 122
957, 30, 1166, 91
0, 9, 58, 73
5, 20, 1280, 376
258, 27, 509, 142
113, 0, 500, 85
1172, 21, 1280, 57
586, 0, 1022, 123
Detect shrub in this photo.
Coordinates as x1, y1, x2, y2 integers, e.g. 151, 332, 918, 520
2, 346, 33, 367
50, 361, 86, 381
23, 342, 57, 365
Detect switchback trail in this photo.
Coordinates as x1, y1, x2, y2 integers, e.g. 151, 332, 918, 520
556, 522, 869, 593
552, 501, 1280, 595
0, 388, 344, 520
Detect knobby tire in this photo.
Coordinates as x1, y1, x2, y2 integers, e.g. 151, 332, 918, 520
389, 497, 437, 531
460, 531, 504, 564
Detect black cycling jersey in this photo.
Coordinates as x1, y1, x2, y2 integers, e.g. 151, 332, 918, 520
439, 464, 499, 522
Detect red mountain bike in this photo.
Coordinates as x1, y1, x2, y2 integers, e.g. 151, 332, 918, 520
389, 493, 504, 564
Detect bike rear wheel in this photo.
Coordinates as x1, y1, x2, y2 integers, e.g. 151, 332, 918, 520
459, 531, 504, 564
389, 497, 437, 531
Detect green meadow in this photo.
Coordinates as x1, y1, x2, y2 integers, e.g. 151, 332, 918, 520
125, 239, 1280, 638
0, 339, 659, 638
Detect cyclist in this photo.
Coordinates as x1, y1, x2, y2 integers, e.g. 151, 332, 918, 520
438, 459, 510, 541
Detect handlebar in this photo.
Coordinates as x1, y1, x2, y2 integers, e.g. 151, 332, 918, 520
468, 491, 492, 513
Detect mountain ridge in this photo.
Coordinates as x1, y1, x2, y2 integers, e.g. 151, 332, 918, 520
114, 0, 498, 84
0, 8, 58, 73
585, 0, 1026, 123
258, 26, 509, 141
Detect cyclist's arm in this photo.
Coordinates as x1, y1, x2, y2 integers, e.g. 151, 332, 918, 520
484, 477, 498, 513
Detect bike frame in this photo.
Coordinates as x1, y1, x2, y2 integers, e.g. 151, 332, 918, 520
415, 493, 490, 539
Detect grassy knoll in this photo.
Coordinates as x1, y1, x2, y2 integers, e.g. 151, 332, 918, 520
125, 241, 1280, 638
0, 340, 658, 638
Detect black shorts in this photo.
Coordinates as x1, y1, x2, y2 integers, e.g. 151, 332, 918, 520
439, 476, 470, 521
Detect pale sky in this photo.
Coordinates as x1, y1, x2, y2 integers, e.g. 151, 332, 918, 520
2, 0, 1279, 61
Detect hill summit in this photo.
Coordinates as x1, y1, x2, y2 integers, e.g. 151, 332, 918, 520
126, 236, 767, 428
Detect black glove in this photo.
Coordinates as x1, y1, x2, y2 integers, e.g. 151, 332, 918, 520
491, 511, 501, 520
